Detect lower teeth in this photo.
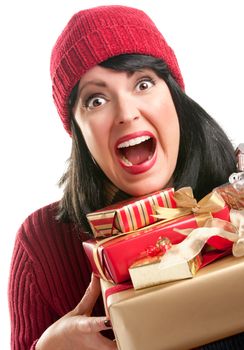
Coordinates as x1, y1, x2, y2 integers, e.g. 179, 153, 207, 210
122, 156, 132, 166
122, 154, 152, 166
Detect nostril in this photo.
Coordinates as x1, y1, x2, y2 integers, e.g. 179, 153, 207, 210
118, 115, 140, 125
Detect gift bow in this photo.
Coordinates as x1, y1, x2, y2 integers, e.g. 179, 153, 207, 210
153, 187, 226, 226
174, 209, 244, 260
230, 209, 244, 257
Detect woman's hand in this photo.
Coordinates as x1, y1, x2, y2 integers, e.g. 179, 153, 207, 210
36, 274, 117, 350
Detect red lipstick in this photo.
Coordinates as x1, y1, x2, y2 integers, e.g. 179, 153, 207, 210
115, 131, 157, 175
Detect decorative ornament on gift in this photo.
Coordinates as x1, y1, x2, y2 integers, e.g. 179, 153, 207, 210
132, 237, 172, 265
146, 237, 172, 257
213, 142, 244, 208
214, 171, 244, 210
229, 171, 244, 190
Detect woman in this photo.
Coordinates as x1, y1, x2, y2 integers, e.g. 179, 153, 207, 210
8, 5, 243, 350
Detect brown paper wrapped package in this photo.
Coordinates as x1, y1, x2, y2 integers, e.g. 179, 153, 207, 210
101, 255, 244, 350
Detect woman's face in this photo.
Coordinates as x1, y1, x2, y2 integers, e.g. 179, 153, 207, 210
73, 65, 180, 196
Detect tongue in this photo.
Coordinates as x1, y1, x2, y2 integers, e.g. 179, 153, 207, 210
123, 142, 152, 165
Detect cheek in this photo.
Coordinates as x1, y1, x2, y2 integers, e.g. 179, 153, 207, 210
153, 98, 180, 143
82, 126, 100, 154
77, 117, 112, 161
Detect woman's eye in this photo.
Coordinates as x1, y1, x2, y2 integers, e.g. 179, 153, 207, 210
84, 95, 107, 110
136, 78, 155, 92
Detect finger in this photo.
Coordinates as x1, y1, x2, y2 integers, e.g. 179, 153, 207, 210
95, 333, 118, 350
73, 274, 101, 315
76, 316, 113, 333
80, 331, 118, 350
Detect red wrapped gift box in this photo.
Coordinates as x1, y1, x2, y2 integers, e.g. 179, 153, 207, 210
86, 188, 176, 237
83, 205, 231, 284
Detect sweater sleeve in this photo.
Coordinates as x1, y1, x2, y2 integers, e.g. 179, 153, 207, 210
8, 233, 59, 350
8, 203, 103, 350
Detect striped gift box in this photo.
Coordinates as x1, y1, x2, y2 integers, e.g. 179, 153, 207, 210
86, 188, 176, 237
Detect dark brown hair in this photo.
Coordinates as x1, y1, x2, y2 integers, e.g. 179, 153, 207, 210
57, 54, 237, 234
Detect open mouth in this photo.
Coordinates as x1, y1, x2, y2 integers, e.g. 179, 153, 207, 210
116, 135, 156, 167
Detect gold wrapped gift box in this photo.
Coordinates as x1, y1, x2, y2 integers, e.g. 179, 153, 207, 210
129, 250, 202, 290
101, 255, 244, 350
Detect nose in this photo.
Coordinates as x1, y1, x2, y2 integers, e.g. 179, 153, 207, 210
115, 97, 140, 125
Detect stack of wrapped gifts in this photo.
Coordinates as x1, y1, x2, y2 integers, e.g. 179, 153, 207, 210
83, 171, 244, 350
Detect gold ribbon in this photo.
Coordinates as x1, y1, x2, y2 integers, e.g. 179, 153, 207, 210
93, 210, 244, 283
92, 214, 194, 282
92, 188, 229, 282
92, 234, 121, 282
174, 209, 244, 259
230, 209, 244, 257
153, 187, 226, 227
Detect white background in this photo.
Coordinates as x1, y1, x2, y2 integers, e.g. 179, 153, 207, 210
1, 0, 243, 348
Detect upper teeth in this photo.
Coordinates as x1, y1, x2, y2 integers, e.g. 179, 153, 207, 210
117, 135, 151, 149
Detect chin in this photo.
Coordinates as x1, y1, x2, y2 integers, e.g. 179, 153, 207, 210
123, 180, 170, 197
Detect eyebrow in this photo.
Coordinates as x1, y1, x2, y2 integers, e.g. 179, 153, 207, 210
78, 80, 108, 96
77, 69, 152, 97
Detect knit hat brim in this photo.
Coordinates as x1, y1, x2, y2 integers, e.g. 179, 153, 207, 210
50, 6, 184, 134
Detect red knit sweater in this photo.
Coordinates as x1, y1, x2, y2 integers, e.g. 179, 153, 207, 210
8, 202, 105, 349
8, 202, 244, 349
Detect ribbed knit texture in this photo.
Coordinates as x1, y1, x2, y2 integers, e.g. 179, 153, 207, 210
8, 202, 244, 349
8, 202, 104, 349
50, 5, 184, 134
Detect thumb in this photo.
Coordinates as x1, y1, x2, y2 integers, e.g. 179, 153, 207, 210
73, 274, 101, 316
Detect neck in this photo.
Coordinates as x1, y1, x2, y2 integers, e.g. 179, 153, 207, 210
104, 180, 131, 206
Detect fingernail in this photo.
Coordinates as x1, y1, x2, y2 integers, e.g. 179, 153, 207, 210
104, 319, 112, 327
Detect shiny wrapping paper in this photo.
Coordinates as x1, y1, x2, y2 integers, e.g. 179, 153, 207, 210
83, 205, 231, 284
129, 251, 203, 289
214, 181, 244, 210
101, 255, 244, 350
86, 188, 176, 237
129, 209, 244, 289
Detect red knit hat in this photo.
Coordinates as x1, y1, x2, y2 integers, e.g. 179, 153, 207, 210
50, 5, 184, 135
